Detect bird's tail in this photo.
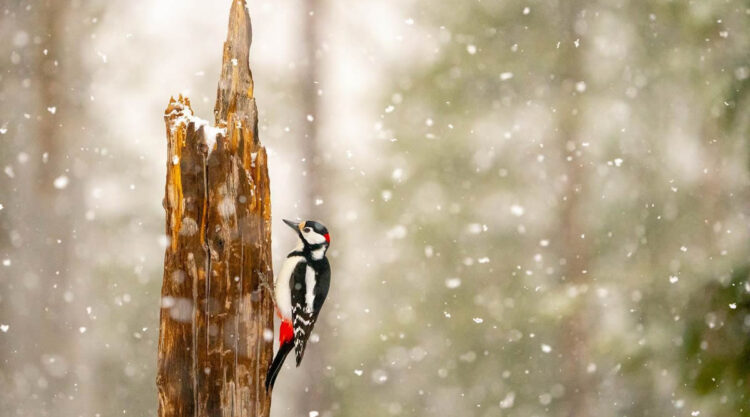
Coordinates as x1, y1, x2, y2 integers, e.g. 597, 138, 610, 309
266, 340, 293, 390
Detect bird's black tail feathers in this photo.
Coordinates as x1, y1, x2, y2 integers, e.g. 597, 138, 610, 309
266, 341, 293, 390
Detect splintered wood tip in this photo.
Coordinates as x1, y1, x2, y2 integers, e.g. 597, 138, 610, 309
228, 0, 252, 48
214, 0, 255, 125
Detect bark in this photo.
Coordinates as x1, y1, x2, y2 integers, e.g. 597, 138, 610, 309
156, 1, 274, 416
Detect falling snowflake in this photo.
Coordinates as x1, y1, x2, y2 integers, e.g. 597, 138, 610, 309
263, 328, 273, 342
499, 391, 515, 409
510, 204, 525, 217
53, 175, 69, 189
445, 277, 461, 289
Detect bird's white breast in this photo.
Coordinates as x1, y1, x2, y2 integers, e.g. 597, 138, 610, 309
275, 256, 303, 320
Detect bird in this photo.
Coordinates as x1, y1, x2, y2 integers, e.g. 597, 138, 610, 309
265, 218, 331, 390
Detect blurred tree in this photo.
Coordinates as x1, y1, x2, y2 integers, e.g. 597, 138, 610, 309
301, 0, 324, 208
287, 0, 338, 415
550, 2, 594, 416
0, 1, 100, 415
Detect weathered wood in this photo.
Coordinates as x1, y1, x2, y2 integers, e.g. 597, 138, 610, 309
214, 0, 255, 126
157, 1, 273, 416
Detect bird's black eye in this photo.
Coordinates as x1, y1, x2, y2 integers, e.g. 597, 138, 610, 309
304, 227, 311, 233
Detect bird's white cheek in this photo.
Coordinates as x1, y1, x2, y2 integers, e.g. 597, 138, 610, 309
304, 232, 326, 245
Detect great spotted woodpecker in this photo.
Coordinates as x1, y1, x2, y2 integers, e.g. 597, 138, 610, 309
265, 219, 331, 390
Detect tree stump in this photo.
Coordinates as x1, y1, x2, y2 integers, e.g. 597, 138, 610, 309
156, 1, 274, 416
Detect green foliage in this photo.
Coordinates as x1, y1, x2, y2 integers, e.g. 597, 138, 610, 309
682, 265, 750, 413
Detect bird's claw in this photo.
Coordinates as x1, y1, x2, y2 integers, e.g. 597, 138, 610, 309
258, 271, 277, 306
259, 271, 272, 291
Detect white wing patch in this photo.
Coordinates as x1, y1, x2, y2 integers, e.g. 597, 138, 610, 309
304, 266, 316, 313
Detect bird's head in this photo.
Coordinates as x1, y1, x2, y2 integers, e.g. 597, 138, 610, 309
283, 219, 330, 258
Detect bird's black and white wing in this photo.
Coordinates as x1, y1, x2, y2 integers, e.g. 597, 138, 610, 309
291, 259, 330, 366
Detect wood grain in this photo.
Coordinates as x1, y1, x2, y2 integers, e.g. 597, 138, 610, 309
157, 1, 273, 416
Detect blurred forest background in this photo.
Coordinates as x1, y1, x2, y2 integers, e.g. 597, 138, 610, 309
1, 0, 749, 416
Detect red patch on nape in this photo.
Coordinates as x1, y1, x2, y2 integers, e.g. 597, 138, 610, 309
279, 320, 294, 345
324, 233, 330, 243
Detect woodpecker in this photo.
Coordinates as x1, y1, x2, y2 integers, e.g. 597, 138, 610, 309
265, 219, 331, 390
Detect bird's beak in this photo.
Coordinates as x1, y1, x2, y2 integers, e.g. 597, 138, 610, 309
283, 219, 301, 232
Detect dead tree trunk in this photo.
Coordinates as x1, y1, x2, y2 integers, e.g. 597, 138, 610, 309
156, 1, 274, 416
